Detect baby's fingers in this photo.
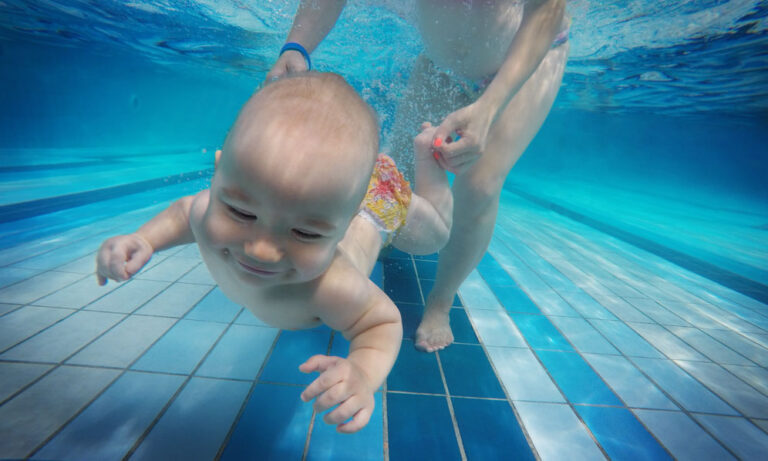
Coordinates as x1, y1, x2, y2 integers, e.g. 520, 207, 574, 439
336, 404, 373, 434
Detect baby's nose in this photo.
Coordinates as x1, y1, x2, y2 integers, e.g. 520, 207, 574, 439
244, 238, 283, 263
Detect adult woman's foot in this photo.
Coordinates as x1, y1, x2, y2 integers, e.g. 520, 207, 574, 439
415, 304, 453, 352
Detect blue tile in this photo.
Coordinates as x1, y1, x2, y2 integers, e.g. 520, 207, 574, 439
370, 261, 383, 289
535, 350, 623, 406
412, 252, 439, 261
131, 377, 250, 460
0, 305, 73, 352
419, 279, 463, 306
575, 405, 672, 461
135, 283, 212, 318
452, 397, 535, 461
510, 314, 574, 351
693, 413, 768, 460
307, 392, 383, 460
131, 319, 227, 374
34, 372, 185, 460
383, 248, 411, 260
184, 287, 242, 323
589, 319, 664, 358
396, 302, 423, 340
388, 340, 444, 394
492, 285, 541, 313
259, 328, 332, 385
385, 276, 422, 304
440, 344, 505, 398
450, 308, 478, 344
329, 331, 350, 357
196, 325, 278, 380
477, 264, 516, 287
0, 362, 53, 403
383, 258, 415, 279
415, 259, 437, 280
387, 393, 461, 461
221, 383, 313, 460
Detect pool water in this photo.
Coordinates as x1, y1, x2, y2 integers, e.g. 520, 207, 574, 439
1, 1, 767, 460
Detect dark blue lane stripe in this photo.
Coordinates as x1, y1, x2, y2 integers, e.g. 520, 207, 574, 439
0, 169, 213, 223
0, 161, 107, 173
508, 186, 768, 305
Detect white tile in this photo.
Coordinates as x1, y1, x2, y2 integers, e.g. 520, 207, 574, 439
0, 306, 74, 352
722, 364, 768, 396
0, 362, 53, 403
1, 311, 124, 363
628, 323, 708, 361
35, 275, 119, 309
583, 354, 677, 410
178, 263, 215, 285
589, 319, 664, 358
0, 271, 83, 304
486, 346, 564, 403
86, 279, 170, 313
675, 360, 768, 419
633, 410, 735, 461
457, 270, 503, 311
135, 283, 212, 318
549, 317, 619, 355
515, 402, 605, 461
693, 414, 768, 460
135, 256, 199, 282
467, 309, 526, 348
706, 329, 768, 367
67, 315, 177, 368
668, 326, 752, 366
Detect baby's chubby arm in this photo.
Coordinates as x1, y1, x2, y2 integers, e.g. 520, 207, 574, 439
391, 123, 453, 255
299, 270, 402, 433
95, 193, 200, 285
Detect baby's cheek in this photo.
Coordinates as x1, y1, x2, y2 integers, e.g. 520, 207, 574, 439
202, 215, 238, 247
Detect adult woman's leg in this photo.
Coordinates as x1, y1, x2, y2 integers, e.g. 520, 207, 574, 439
416, 43, 569, 352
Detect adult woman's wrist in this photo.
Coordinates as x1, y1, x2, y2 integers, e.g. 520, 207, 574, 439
280, 42, 312, 70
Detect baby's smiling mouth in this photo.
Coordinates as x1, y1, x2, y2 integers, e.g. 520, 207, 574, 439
235, 258, 283, 277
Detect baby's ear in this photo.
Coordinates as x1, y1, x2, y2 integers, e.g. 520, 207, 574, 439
214, 149, 222, 168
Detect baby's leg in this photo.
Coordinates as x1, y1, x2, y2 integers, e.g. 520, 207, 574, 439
419, 43, 570, 352
338, 215, 384, 277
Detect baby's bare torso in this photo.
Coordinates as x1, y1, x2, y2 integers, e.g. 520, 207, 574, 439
415, 0, 524, 80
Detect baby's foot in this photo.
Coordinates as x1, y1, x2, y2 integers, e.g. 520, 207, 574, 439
415, 306, 453, 352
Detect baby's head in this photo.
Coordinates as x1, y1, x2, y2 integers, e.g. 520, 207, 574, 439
198, 72, 379, 285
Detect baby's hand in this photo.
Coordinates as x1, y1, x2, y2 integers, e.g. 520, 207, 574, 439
299, 355, 376, 433
95, 234, 153, 285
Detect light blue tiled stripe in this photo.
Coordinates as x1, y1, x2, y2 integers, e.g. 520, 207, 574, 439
582, 354, 677, 410
196, 324, 278, 380
131, 319, 227, 374
633, 410, 735, 461
705, 329, 768, 366
628, 323, 708, 361
675, 360, 768, 418
631, 358, 738, 415
0, 305, 73, 352
458, 270, 504, 311
131, 377, 251, 460
134, 255, 200, 282
549, 317, 619, 355
668, 326, 752, 365
524, 288, 580, 317
0, 267, 42, 289
185, 287, 242, 323
590, 295, 653, 323
0, 362, 53, 403
85, 279, 169, 313
589, 319, 664, 358
722, 364, 768, 395
1, 310, 124, 363
514, 402, 605, 461
179, 263, 216, 285
624, 297, 689, 326
486, 346, 564, 403
0, 271, 83, 304
32, 372, 185, 461
67, 315, 176, 368
135, 283, 212, 318
34, 275, 118, 309
467, 309, 526, 348
692, 414, 768, 460
0, 365, 120, 459
558, 290, 617, 320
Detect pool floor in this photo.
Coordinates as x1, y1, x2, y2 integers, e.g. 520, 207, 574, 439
1, 180, 767, 459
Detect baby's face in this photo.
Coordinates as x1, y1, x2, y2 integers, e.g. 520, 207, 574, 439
194, 123, 367, 287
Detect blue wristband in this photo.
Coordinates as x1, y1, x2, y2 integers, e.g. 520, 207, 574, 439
280, 42, 311, 70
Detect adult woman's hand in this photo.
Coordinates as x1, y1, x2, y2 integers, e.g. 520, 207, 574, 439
265, 50, 309, 82
431, 100, 495, 175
